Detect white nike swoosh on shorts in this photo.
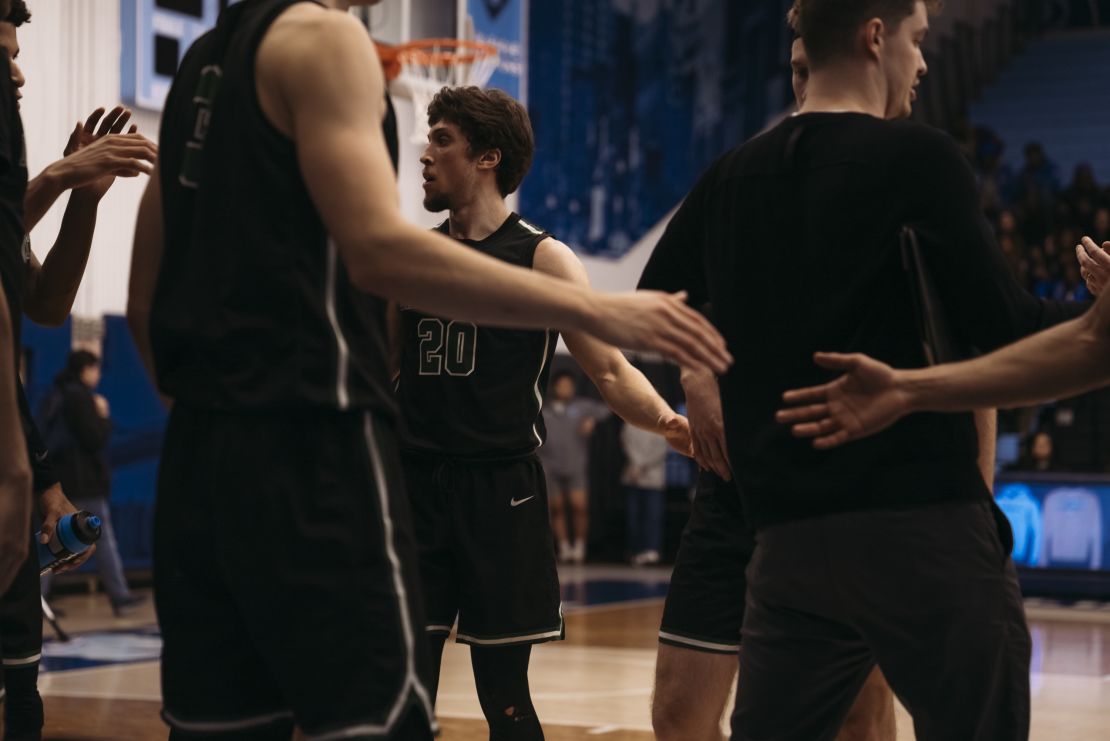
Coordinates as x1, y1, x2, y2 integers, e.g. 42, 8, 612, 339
510, 496, 535, 507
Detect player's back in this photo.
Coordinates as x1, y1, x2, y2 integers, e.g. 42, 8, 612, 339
152, 0, 395, 415
698, 113, 1012, 525
397, 214, 557, 461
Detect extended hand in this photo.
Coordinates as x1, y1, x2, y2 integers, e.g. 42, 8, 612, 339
38, 484, 96, 572
54, 107, 157, 199
591, 291, 732, 375
774, 352, 911, 449
681, 366, 731, 480
1076, 237, 1110, 296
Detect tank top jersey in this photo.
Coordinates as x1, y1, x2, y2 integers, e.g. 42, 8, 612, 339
397, 214, 558, 461
151, 0, 397, 415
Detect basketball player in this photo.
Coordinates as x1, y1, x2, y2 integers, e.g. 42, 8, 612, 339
0, 4, 159, 737
638, 0, 1089, 738
125, 1, 727, 738
395, 85, 694, 740
777, 238, 1110, 443
646, 31, 896, 741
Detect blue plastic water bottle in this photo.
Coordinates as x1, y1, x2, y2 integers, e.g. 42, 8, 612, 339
37, 511, 102, 576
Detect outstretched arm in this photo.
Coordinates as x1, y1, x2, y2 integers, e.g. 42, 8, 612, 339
533, 238, 692, 457
776, 289, 1110, 449
24, 108, 157, 324
263, 7, 729, 373
25, 107, 156, 231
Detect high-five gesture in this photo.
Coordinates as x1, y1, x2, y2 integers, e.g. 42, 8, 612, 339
55, 106, 157, 200
775, 352, 910, 449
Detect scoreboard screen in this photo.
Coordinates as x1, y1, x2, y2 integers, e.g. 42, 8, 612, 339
120, 0, 237, 111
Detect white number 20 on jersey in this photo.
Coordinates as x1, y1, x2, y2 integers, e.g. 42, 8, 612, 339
417, 318, 478, 377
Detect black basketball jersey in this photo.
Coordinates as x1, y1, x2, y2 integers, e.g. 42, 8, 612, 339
397, 214, 558, 460
151, 0, 397, 415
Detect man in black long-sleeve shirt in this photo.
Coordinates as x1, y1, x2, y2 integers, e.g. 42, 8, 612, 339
639, 2, 1084, 739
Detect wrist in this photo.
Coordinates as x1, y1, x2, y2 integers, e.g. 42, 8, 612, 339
900, 369, 928, 413
70, 187, 103, 206
680, 364, 713, 386
43, 161, 71, 193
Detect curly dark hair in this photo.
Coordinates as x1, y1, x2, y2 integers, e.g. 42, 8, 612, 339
427, 86, 534, 196
790, 0, 941, 67
6, 0, 30, 27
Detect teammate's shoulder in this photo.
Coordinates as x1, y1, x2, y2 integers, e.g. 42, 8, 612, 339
883, 119, 966, 169
267, 3, 370, 57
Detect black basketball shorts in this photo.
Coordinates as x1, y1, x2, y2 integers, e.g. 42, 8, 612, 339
155, 405, 435, 740
402, 452, 564, 647
659, 471, 755, 654
0, 529, 44, 703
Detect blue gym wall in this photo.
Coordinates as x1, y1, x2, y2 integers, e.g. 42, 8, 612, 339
520, 0, 794, 258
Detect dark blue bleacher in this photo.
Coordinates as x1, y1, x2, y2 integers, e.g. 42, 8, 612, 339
969, 31, 1110, 184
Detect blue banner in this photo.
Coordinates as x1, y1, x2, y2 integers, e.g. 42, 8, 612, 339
466, 0, 527, 101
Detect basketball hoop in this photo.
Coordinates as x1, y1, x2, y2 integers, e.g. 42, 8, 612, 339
395, 38, 500, 144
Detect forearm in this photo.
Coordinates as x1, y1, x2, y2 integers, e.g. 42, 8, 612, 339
973, 408, 997, 492
594, 359, 676, 433
904, 311, 1110, 413
348, 222, 596, 334
23, 192, 100, 326
23, 167, 67, 233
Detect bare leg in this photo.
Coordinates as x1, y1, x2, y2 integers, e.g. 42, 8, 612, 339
837, 666, 896, 741
653, 643, 737, 741
568, 488, 589, 562
548, 491, 569, 560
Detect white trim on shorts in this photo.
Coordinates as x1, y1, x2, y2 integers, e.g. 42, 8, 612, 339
2, 653, 41, 667
456, 604, 565, 647
426, 623, 454, 634
325, 238, 351, 411
658, 630, 740, 654
456, 627, 564, 646
303, 415, 438, 741
162, 709, 294, 734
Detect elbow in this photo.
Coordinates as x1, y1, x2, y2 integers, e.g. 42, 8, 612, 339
25, 304, 68, 328
337, 220, 417, 297
1, 458, 32, 500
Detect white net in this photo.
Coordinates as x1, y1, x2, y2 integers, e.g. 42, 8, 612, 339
396, 39, 500, 144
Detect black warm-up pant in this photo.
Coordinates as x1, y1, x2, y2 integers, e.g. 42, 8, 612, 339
732, 499, 1031, 741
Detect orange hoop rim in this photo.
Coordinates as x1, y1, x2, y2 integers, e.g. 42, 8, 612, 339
395, 38, 499, 67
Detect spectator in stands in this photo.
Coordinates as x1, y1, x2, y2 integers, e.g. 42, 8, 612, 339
977, 148, 1016, 217
1017, 183, 1053, 246
539, 370, 610, 564
1010, 431, 1059, 473
620, 423, 668, 567
38, 351, 144, 616
1018, 142, 1061, 200
1063, 163, 1100, 230
1092, 207, 1110, 246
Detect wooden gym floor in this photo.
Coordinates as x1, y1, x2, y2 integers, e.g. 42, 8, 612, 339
34, 566, 1110, 740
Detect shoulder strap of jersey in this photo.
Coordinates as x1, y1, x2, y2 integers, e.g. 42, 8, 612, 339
513, 214, 553, 269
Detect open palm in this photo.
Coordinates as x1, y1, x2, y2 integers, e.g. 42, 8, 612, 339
64, 106, 140, 199
775, 353, 911, 449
